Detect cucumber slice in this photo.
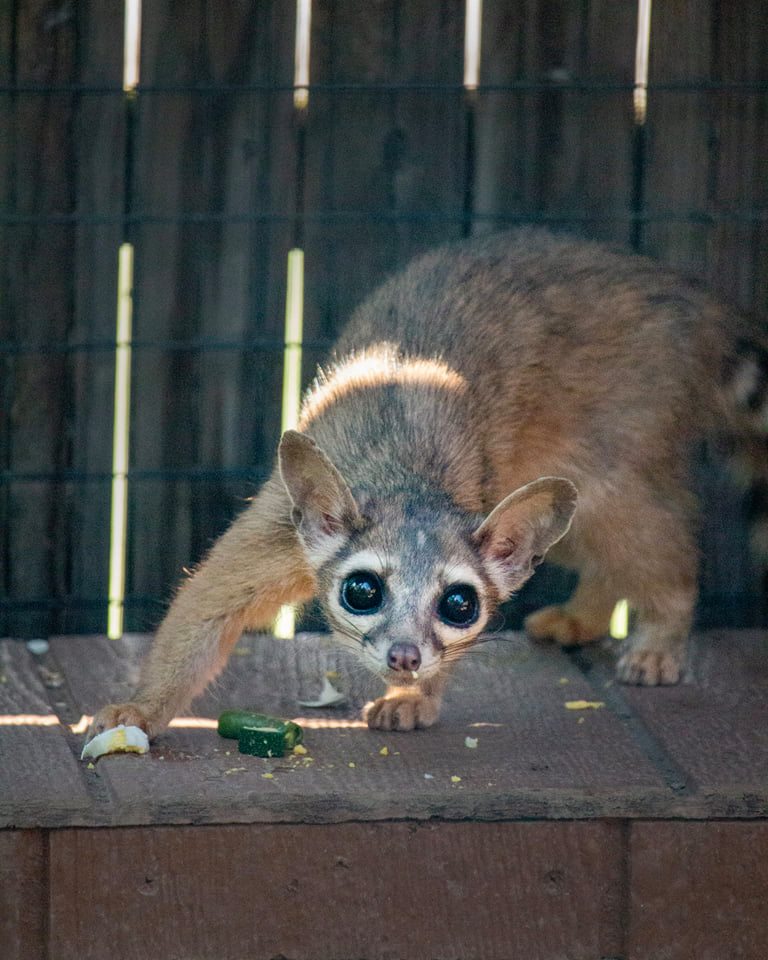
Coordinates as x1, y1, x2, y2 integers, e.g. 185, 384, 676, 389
218, 710, 303, 748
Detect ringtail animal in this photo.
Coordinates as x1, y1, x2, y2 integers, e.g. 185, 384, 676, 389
91, 228, 767, 737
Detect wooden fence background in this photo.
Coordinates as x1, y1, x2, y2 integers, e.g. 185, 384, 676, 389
0, 0, 766, 637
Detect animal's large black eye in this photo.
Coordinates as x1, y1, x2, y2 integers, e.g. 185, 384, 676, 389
340, 570, 384, 614
438, 584, 479, 627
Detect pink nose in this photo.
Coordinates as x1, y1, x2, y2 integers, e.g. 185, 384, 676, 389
386, 642, 421, 672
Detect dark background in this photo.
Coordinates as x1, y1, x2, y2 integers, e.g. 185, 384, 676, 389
1, 0, 766, 637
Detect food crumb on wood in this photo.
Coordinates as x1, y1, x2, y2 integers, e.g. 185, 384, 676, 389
450, 775, 462, 783
293, 743, 308, 756
464, 736, 478, 749
379, 746, 389, 756
564, 699, 605, 710
424, 773, 434, 780
348, 762, 356, 768
262, 772, 275, 779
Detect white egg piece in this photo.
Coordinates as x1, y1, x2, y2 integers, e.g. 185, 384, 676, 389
81, 724, 150, 760
297, 675, 346, 708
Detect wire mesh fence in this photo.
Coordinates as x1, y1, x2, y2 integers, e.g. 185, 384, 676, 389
1, 0, 766, 637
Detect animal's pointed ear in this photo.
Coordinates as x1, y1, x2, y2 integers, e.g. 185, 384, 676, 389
278, 430, 360, 561
473, 477, 577, 596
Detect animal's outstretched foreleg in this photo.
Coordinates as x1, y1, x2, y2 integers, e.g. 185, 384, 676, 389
89, 478, 315, 739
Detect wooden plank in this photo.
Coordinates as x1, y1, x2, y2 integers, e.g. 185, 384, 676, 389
48, 631, 669, 827
574, 1, 638, 245
0, 0, 13, 639
629, 821, 768, 960
642, 0, 762, 629
67, 1, 126, 634
473, 0, 544, 232
0, 830, 46, 960
0, 2, 79, 636
0, 640, 92, 827
476, 0, 637, 243
642, 0, 713, 273
703, 0, 768, 620
49, 820, 625, 960
128, 2, 296, 631
708, 0, 768, 314
600, 631, 768, 814
302, 0, 466, 379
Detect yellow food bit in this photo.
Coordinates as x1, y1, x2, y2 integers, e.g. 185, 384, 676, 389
292, 744, 308, 756
564, 700, 605, 710
261, 772, 275, 779
379, 746, 389, 756
464, 736, 478, 749
578, 717, 586, 724
348, 762, 356, 768
86, 762, 96, 770
558, 677, 569, 685
450, 775, 462, 783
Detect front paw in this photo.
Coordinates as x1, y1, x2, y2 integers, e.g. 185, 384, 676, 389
363, 690, 441, 731
88, 702, 153, 740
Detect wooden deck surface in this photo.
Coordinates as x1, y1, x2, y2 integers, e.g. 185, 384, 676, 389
1, 630, 767, 959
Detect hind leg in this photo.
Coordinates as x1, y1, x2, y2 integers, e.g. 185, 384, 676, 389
616, 581, 695, 685
527, 491, 698, 686
614, 506, 698, 686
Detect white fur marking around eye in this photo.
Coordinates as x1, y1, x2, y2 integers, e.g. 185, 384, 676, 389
327, 551, 391, 634
434, 564, 488, 643
337, 550, 392, 580
440, 563, 485, 594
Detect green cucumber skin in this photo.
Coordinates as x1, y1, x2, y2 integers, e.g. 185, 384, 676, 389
218, 710, 303, 746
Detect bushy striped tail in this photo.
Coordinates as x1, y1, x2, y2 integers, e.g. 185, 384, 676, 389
722, 331, 768, 558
